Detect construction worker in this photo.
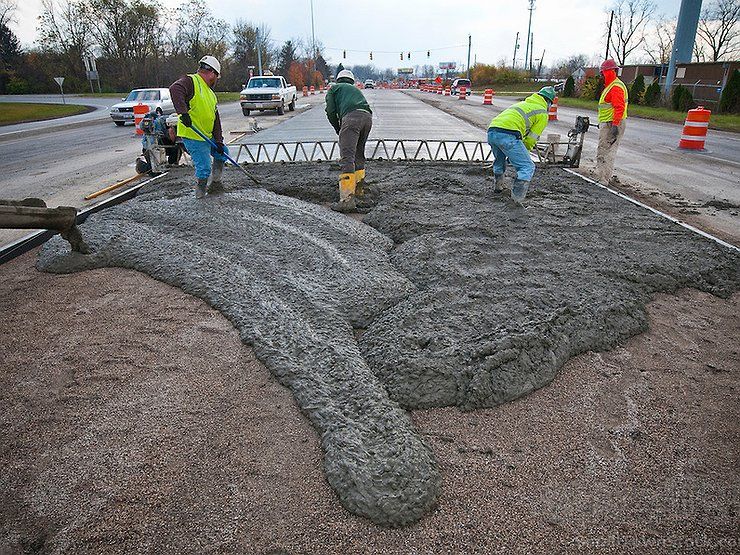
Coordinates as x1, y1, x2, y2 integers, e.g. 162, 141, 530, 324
486, 86, 555, 204
596, 59, 628, 185
170, 55, 229, 199
325, 69, 373, 212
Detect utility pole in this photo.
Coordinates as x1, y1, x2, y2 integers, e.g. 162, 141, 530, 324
310, 0, 316, 60
256, 28, 263, 76
529, 33, 534, 72
537, 49, 545, 77
605, 10, 614, 59
524, 0, 535, 74
513, 32, 519, 68
467, 34, 472, 80
664, 0, 702, 97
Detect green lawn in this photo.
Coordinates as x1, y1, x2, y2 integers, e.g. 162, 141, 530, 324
557, 97, 740, 133
0, 102, 91, 125
472, 82, 556, 96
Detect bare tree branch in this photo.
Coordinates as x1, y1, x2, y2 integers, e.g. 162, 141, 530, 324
696, 0, 740, 62
606, 0, 656, 65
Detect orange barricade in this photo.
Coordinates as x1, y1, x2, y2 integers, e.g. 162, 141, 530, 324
548, 97, 559, 121
444, 87, 450, 96
319, 83, 324, 94
483, 89, 493, 105
459, 86, 467, 100
133, 103, 149, 136
679, 106, 711, 150
310, 85, 315, 95
437, 85, 443, 94
302, 86, 308, 97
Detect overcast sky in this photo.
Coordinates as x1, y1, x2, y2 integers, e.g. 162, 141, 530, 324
12, 0, 682, 68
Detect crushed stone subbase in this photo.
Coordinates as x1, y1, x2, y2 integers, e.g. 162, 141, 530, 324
38, 161, 740, 527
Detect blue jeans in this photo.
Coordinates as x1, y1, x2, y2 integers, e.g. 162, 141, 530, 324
487, 129, 535, 182
182, 138, 229, 179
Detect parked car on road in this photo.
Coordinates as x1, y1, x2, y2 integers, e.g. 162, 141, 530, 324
109, 88, 174, 126
364, 79, 375, 89
450, 78, 472, 96
239, 74, 297, 116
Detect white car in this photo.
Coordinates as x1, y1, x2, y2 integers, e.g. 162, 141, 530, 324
109, 88, 175, 126
239, 75, 297, 116
364, 79, 375, 89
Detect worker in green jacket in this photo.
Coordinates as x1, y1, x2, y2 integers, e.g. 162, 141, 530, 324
325, 69, 373, 212
487, 86, 555, 204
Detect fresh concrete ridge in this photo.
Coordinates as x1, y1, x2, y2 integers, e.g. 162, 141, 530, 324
37, 161, 740, 526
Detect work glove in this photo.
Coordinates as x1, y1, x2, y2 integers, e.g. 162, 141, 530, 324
214, 142, 225, 155
608, 124, 619, 144
180, 113, 192, 128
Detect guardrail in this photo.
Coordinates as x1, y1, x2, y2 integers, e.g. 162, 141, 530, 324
234, 139, 494, 163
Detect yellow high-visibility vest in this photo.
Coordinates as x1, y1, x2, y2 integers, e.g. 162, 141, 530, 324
598, 78, 629, 123
177, 73, 217, 141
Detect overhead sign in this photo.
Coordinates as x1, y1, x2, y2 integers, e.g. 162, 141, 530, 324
398, 68, 414, 74
439, 62, 456, 70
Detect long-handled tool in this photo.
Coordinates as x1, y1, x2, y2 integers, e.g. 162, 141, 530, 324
187, 122, 261, 185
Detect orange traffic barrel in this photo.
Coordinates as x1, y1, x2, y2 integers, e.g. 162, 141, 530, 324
302, 86, 308, 97
459, 86, 467, 100
319, 83, 324, 94
483, 89, 494, 105
310, 85, 315, 95
679, 106, 711, 150
548, 97, 559, 121
444, 87, 450, 96
437, 85, 443, 94
133, 103, 149, 135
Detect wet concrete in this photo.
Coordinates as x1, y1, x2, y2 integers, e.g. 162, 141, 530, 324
37, 161, 740, 526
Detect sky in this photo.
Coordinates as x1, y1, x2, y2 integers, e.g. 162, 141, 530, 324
12, 0, 683, 68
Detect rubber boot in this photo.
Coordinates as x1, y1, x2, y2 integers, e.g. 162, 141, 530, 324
208, 159, 225, 194
493, 173, 504, 193
330, 172, 357, 213
195, 177, 208, 199
511, 179, 530, 205
354, 168, 366, 198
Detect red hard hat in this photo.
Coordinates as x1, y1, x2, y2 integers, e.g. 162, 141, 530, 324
600, 59, 619, 73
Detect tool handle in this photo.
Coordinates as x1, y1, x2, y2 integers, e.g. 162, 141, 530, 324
186, 121, 261, 185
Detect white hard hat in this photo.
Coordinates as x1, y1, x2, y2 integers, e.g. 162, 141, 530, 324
199, 55, 221, 75
337, 69, 355, 83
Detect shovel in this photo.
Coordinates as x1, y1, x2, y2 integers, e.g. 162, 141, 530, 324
186, 122, 261, 186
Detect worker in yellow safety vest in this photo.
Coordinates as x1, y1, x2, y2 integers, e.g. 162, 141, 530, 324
487, 86, 555, 204
596, 59, 629, 185
170, 55, 229, 199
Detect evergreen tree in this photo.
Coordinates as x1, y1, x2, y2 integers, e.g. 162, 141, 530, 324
277, 40, 297, 78
671, 84, 694, 112
643, 81, 661, 106
563, 76, 575, 97
719, 69, 739, 114
630, 74, 645, 105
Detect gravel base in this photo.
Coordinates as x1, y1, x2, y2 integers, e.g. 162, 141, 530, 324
1, 254, 738, 554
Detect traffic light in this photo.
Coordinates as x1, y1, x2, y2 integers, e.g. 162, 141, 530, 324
343, 50, 346, 59
427, 50, 430, 57
407, 52, 411, 59
400, 52, 403, 60
370, 52, 373, 60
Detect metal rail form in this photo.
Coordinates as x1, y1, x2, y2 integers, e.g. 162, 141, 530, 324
234, 139, 494, 164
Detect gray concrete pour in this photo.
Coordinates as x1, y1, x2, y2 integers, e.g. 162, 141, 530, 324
36, 161, 739, 526
36, 182, 440, 528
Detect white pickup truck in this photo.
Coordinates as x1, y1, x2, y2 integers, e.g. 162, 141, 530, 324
239, 75, 297, 116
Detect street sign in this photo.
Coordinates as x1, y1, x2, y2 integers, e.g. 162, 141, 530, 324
54, 77, 64, 86
435, 76, 442, 84
439, 62, 456, 70
398, 68, 414, 74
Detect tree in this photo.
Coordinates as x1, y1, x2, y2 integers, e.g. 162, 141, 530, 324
606, 0, 656, 65
277, 39, 297, 77
552, 54, 588, 79
172, 0, 228, 60
580, 75, 604, 100
0, 0, 16, 27
719, 69, 740, 113
563, 76, 575, 97
643, 15, 675, 64
671, 84, 694, 111
643, 80, 661, 106
38, 0, 91, 82
630, 74, 645, 104
696, 0, 740, 62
